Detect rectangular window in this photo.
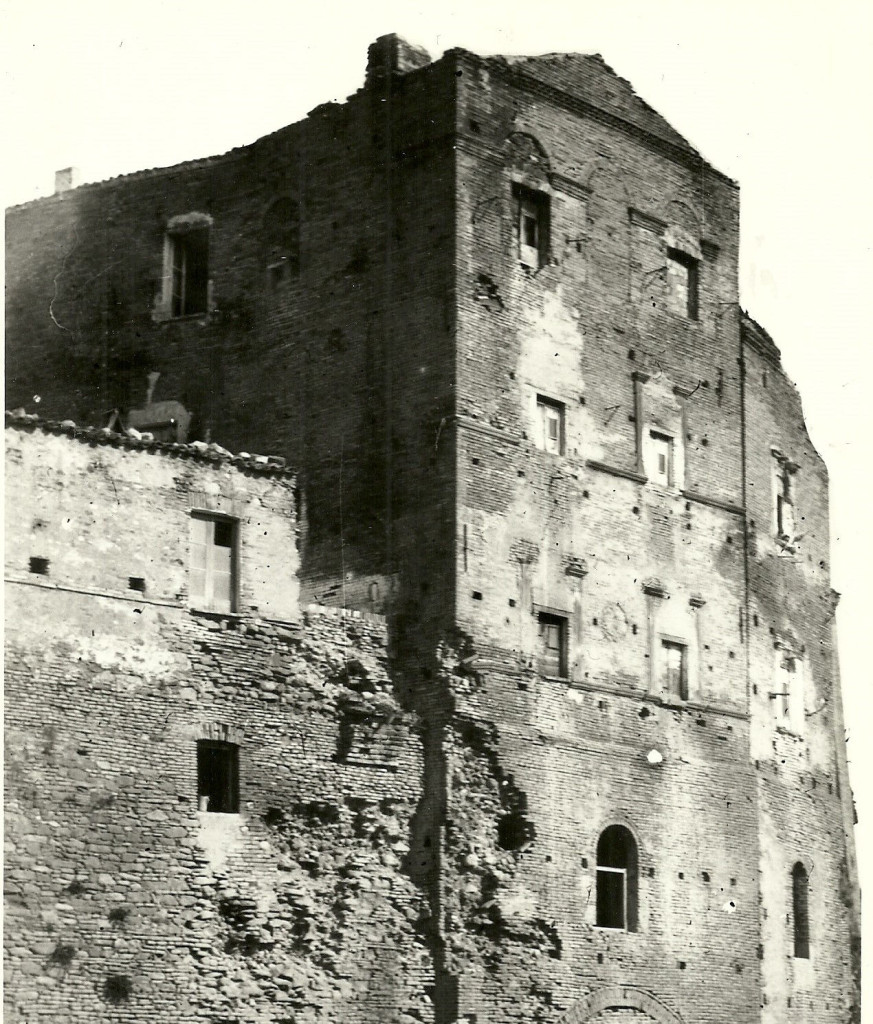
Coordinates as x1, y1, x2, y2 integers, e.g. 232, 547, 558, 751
168, 229, 209, 317
596, 866, 627, 929
197, 740, 239, 813
775, 460, 796, 540
514, 186, 549, 269
536, 396, 565, 454
537, 612, 568, 678
775, 652, 804, 733
667, 248, 699, 320
649, 431, 673, 487
190, 514, 237, 613
661, 639, 689, 700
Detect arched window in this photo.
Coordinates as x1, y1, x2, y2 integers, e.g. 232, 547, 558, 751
792, 862, 810, 958
596, 825, 638, 931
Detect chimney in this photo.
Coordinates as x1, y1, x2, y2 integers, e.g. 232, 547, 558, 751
366, 34, 431, 86
54, 167, 80, 194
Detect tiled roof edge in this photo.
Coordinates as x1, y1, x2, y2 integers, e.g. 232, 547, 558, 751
5, 410, 294, 477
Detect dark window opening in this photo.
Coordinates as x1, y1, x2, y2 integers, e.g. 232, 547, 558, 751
169, 229, 209, 317
497, 810, 534, 851
514, 185, 550, 269
661, 639, 689, 700
667, 248, 699, 320
537, 612, 568, 678
128, 576, 146, 593
29, 556, 50, 575
792, 862, 810, 959
596, 825, 639, 931
197, 740, 239, 813
190, 514, 237, 613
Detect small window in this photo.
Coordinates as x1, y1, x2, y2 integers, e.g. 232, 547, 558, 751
537, 612, 567, 678
661, 640, 689, 701
536, 396, 564, 454
775, 651, 804, 734
168, 229, 209, 317
792, 862, 810, 959
514, 185, 549, 269
190, 514, 237, 613
649, 431, 673, 487
667, 248, 699, 319
774, 456, 797, 543
197, 740, 239, 813
596, 825, 638, 931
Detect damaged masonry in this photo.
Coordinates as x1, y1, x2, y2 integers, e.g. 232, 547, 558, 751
4, 31, 860, 1024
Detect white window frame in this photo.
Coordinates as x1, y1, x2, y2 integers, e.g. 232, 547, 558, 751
536, 395, 565, 454
514, 185, 549, 269
537, 610, 568, 679
660, 637, 689, 702
190, 513, 238, 613
155, 213, 212, 321
648, 430, 674, 487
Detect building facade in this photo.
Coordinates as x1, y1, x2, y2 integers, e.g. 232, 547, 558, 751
5, 34, 860, 1024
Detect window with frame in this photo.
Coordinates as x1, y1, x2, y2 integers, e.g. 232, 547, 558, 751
661, 639, 689, 701
536, 396, 565, 454
537, 611, 568, 678
649, 431, 673, 487
167, 229, 209, 317
667, 248, 699, 320
792, 862, 810, 959
190, 514, 237, 613
514, 185, 550, 269
596, 825, 638, 931
197, 740, 239, 813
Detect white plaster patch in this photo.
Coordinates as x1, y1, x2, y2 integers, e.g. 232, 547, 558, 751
197, 812, 244, 871
498, 883, 538, 919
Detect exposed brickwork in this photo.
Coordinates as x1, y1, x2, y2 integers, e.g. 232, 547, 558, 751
5, 32, 859, 1024
5, 426, 432, 1023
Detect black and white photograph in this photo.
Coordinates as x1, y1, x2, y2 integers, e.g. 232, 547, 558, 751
3, 3, 870, 1021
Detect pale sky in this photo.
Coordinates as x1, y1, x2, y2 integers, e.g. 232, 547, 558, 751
4, 0, 872, 993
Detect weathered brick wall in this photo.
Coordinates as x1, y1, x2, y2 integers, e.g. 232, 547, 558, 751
4, 35, 859, 1024
4, 424, 433, 1024
5, 41, 458, 619
5, 418, 299, 620
440, 50, 761, 1023
741, 324, 859, 1023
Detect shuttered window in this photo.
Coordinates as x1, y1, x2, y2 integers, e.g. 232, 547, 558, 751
190, 514, 237, 613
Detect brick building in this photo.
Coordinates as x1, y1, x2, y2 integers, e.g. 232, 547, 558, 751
5, 33, 860, 1024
